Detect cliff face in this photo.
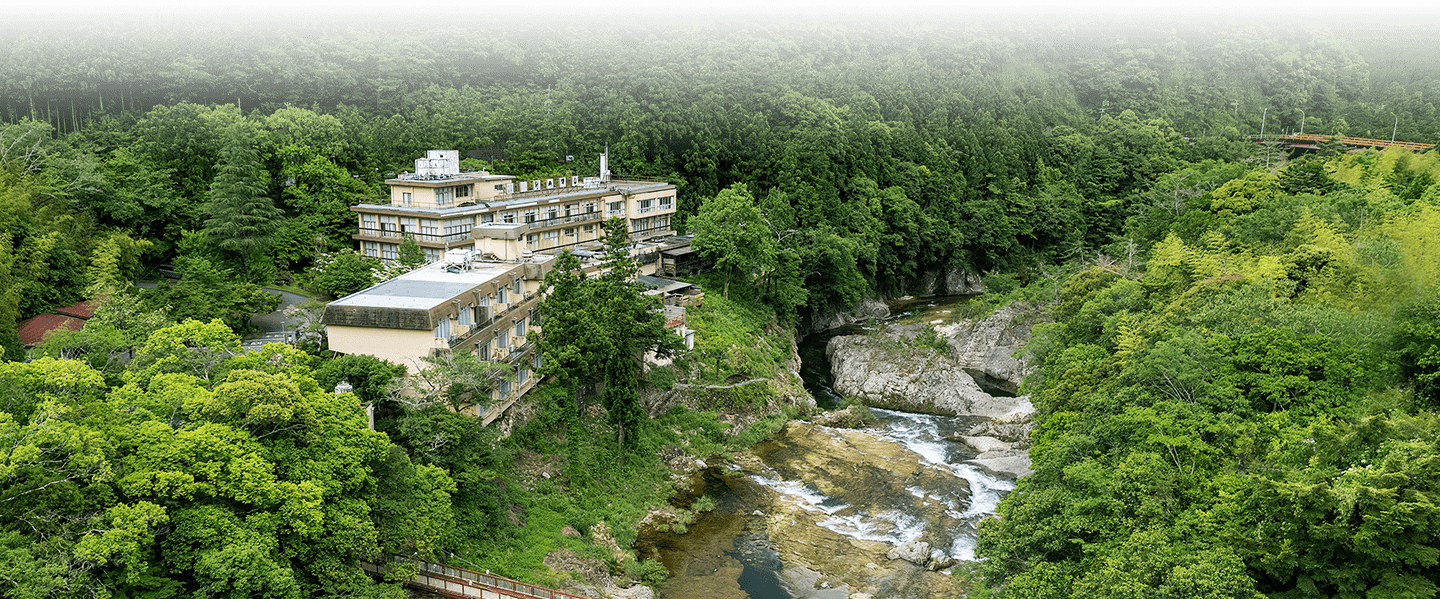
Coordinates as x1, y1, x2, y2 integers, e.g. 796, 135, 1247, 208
803, 267, 986, 335
826, 302, 1041, 419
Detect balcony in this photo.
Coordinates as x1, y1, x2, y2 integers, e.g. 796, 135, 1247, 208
527, 211, 602, 231
449, 294, 540, 350
355, 228, 471, 246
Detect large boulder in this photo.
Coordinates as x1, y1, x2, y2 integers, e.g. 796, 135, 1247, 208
826, 333, 1032, 420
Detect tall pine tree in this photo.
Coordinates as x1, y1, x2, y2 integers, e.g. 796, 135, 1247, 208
203, 125, 282, 280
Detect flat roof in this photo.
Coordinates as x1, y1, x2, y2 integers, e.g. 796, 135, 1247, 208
329, 260, 522, 311
385, 172, 515, 185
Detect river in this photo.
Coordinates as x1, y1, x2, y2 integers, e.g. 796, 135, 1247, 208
650, 296, 1019, 599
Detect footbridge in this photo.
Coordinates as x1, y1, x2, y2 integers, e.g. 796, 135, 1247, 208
362, 554, 584, 599
1248, 133, 1435, 152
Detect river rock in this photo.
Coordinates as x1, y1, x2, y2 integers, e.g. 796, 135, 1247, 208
886, 540, 931, 564
965, 419, 1034, 445
966, 452, 1033, 481
958, 435, 1011, 453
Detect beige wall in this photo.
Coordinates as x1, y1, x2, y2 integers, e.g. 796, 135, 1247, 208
327, 325, 446, 374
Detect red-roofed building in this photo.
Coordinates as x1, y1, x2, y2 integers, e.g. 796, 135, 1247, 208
53, 301, 98, 320
17, 313, 86, 347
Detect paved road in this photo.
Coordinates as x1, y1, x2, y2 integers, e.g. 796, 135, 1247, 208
245, 288, 321, 348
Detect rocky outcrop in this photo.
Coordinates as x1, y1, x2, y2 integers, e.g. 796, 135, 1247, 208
826, 301, 1043, 418
936, 301, 1040, 396
911, 267, 985, 298
543, 548, 654, 599
806, 297, 890, 335
827, 335, 1028, 419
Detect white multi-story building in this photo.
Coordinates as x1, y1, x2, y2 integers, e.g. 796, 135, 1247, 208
352, 150, 678, 263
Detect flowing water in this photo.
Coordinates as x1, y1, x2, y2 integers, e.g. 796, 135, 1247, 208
653, 296, 1019, 599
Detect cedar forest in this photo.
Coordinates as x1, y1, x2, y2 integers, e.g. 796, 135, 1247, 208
3, 13, 1440, 599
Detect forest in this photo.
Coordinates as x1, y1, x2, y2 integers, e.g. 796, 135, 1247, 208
3, 13, 1440, 599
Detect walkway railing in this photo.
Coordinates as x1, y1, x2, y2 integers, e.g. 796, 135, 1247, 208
1247, 133, 1435, 152
362, 554, 585, 599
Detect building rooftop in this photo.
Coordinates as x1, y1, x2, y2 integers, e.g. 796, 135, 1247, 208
18, 313, 85, 346
384, 171, 515, 185
329, 256, 546, 311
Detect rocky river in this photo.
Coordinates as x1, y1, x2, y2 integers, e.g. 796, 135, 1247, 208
641, 297, 1042, 599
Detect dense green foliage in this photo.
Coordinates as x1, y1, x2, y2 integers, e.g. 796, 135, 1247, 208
976, 148, 1440, 598
4, 18, 1437, 345
0, 323, 448, 599
4, 14, 1440, 599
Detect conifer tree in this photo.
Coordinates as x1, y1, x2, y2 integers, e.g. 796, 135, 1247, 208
203, 125, 282, 280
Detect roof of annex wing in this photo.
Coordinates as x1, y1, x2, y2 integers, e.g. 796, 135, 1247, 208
17, 313, 85, 346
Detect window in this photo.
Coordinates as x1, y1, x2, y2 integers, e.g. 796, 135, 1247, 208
444, 219, 472, 237
435, 187, 454, 206
420, 219, 439, 237
502, 212, 515, 224
497, 287, 508, 304
659, 195, 674, 210
523, 209, 536, 224
435, 317, 450, 339
494, 184, 505, 192
515, 318, 526, 338
533, 354, 543, 370
402, 192, 412, 205
458, 305, 471, 326
480, 212, 495, 223
518, 368, 529, 384
364, 242, 378, 257
583, 224, 595, 234
584, 201, 596, 213
381, 243, 398, 260
638, 198, 654, 213
514, 279, 524, 296
526, 234, 537, 249
499, 379, 511, 397
497, 330, 509, 349
546, 207, 558, 221
541, 230, 559, 240
476, 340, 490, 360
455, 184, 471, 198
564, 227, 576, 237
424, 247, 441, 262
400, 217, 416, 234
607, 201, 624, 215
564, 204, 575, 217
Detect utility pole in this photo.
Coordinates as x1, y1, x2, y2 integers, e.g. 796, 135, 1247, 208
1298, 109, 1305, 135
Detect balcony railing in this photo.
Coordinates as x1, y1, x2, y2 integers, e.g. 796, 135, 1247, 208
525, 211, 602, 230
449, 294, 540, 350
356, 228, 470, 244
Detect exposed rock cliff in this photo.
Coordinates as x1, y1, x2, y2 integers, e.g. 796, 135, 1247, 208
804, 268, 986, 335
827, 301, 1041, 417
